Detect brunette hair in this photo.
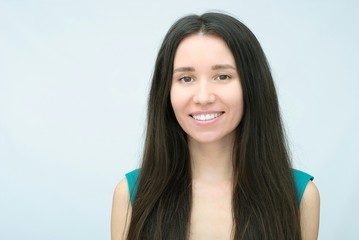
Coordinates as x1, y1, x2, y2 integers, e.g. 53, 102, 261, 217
127, 12, 301, 239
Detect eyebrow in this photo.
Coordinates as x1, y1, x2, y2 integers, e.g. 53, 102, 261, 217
173, 64, 236, 74
173, 67, 195, 74
211, 64, 237, 70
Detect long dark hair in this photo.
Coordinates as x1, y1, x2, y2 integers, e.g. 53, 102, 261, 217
127, 12, 301, 240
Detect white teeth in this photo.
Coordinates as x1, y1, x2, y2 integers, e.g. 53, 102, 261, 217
192, 113, 222, 121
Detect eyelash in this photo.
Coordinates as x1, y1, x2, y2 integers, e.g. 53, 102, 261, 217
179, 76, 194, 83
216, 74, 231, 80
178, 74, 231, 83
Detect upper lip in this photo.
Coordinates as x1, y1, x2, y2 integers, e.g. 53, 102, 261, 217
189, 111, 224, 116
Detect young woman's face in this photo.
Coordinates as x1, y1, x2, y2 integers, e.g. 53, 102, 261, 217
170, 34, 244, 144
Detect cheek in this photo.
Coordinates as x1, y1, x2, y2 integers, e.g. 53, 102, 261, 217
170, 88, 178, 111
221, 84, 243, 106
236, 98, 245, 125
233, 92, 244, 109
224, 87, 244, 120
234, 95, 244, 115
170, 87, 183, 116
170, 85, 191, 108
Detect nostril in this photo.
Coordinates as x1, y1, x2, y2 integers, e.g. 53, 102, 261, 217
193, 93, 215, 105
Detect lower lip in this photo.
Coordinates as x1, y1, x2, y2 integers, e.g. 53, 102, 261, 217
190, 114, 223, 125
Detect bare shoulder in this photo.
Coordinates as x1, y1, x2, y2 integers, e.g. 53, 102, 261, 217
300, 181, 320, 240
113, 177, 131, 204
111, 178, 132, 240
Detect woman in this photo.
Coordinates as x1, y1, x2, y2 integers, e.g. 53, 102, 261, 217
111, 12, 320, 240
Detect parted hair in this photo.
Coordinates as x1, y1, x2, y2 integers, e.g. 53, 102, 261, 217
126, 12, 301, 240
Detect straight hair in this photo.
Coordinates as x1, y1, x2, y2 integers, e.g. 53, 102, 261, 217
127, 12, 301, 240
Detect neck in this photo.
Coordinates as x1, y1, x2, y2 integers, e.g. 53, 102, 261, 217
189, 136, 234, 183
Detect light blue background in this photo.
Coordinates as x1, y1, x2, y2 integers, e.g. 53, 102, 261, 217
1, 0, 358, 239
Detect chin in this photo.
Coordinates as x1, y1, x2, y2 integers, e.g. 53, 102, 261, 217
188, 133, 234, 145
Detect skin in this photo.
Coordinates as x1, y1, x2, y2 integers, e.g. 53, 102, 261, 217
111, 178, 131, 240
300, 181, 321, 239
110, 34, 320, 240
171, 34, 243, 239
170, 34, 243, 146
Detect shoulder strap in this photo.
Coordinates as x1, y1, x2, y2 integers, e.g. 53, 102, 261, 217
125, 169, 140, 206
292, 169, 314, 204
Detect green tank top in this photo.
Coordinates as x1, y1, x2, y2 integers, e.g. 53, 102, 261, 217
125, 168, 313, 206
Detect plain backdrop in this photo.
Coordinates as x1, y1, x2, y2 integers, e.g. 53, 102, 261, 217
1, 0, 358, 239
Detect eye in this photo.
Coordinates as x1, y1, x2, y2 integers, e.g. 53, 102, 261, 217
216, 74, 231, 81
179, 76, 194, 83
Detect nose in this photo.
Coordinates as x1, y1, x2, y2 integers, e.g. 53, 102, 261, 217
193, 81, 215, 105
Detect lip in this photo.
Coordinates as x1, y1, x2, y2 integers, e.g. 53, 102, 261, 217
189, 111, 224, 123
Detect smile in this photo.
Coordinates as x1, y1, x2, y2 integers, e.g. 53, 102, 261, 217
190, 112, 224, 121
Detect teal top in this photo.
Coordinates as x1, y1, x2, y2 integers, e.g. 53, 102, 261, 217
125, 169, 313, 206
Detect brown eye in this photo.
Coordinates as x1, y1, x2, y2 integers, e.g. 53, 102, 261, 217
180, 76, 193, 83
217, 75, 230, 80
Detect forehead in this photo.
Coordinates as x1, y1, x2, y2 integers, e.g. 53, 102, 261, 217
173, 34, 235, 67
